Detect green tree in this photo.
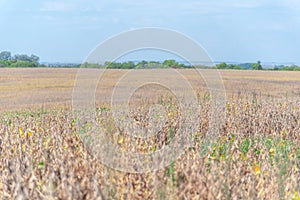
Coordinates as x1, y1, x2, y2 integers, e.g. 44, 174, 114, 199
30, 54, 40, 63
216, 62, 228, 69
13, 54, 39, 63
0, 51, 12, 60
10, 60, 38, 68
163, 60, 179, 68
232, 64, 241, 70
123, 61, 136, 69
136, 60, 148, 68
252, 61, 263, 70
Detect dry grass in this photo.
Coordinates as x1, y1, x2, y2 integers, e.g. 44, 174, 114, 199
0, 68, 300, 199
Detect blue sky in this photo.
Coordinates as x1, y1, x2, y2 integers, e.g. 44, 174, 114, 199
0, 0, 299, 64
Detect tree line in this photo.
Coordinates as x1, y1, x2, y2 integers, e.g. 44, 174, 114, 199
216, 61, 300, 71
0, 51, 40, 68
1, 51, 300, 71
216, 61, 263, 70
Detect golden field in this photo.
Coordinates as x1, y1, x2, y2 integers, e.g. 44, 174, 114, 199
1, 68, 300, 110
0, 68, 300, 199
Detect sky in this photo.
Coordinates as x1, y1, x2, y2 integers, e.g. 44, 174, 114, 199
0, 0, 299, 64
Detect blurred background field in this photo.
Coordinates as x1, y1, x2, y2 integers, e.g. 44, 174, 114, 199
1, 68, 300, 111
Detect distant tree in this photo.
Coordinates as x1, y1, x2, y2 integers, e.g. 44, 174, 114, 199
252, 61, 263, 70
148, 61, 162, 68
30, 54, 40, 63
10, 60, 38, 68
0, 61, 5, 68
104, 61, 112, 68
11, 54, 39, 63
163, 60, 179, 68
148, 61, 160, 64
0, 60, 15, 67
13, 54, 31, 62
137, 60, 148, 68
0, 51, 12, 60
232, 64, 241, 70
290, 64, 300, 71
279, 64, 300, 71
216, 62, 228, 69
0, 51, 40, 67
123, 61, 136, 69
140, 61, 163, 69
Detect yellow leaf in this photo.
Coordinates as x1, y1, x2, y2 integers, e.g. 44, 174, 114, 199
19, 128, 25, 138
21, 144, 25, 151
220, 154, 225, 161
292, 191, 300, 200
27, 131, 33, 137
269, 148, 275, 156
150, 146, 156, 152
241, 153, 248, 161
253, 165, 261, 175
281, 130, 287, 135
196, 132, 202, 136
118, 137, 124, 144
279, 141, 287, 147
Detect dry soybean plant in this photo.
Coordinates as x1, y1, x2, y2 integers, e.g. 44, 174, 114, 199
0, 92, 300, 199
